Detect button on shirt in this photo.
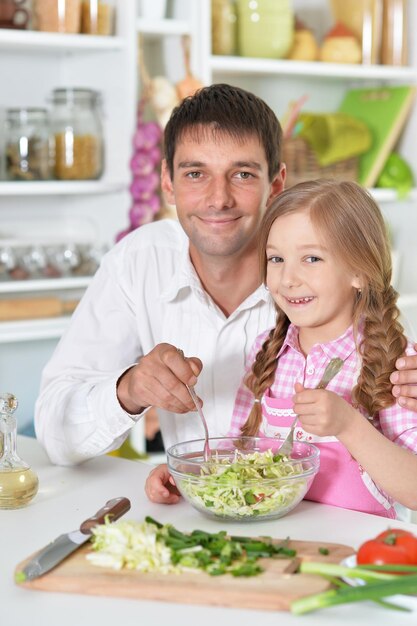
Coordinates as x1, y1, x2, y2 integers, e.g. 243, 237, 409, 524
35, 220, 276, 465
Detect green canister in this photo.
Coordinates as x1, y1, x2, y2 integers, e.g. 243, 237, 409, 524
237, 0, 294, 59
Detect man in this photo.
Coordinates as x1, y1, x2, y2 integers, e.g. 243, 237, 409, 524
35, 84, 417, 466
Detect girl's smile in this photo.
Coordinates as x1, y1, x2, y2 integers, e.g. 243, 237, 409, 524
284, 296, 315, 306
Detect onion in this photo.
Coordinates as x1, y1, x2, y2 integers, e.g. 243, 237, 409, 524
129, 171, 159, 199
133, 122, 162, 150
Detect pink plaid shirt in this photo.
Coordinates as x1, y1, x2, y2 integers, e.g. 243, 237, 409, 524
229, 323, 417, 455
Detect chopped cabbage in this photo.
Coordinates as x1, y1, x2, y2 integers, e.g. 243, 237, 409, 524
178, 449, 308, 519
87, 520, 179, 573
86, 518, 272, 577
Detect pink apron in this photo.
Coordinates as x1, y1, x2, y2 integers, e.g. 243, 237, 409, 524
261, 389, 396, 518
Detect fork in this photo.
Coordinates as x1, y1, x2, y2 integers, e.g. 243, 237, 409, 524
177, 347, 211, 463
186, 384, 211, 463
279, 357, 345, 457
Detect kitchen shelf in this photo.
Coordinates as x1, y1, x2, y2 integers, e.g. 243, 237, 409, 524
0, 276, 92, 294
0, 316, 71, 343
137, 18, 190, 38
0, 28, 125, 53
210, 56, 417, 82
371, 188, 417, 203
0, 180, 128, 196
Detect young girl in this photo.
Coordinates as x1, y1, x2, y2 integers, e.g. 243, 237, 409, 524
146, 180, 417, 518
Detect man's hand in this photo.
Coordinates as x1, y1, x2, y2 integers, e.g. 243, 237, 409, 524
117, 343, 202, 414
390, 344, 417, 411
145, 463, 181, 504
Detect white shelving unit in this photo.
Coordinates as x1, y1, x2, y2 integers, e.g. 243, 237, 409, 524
0, 180, 128, 196
0, 275, 92, 294
0, 28, 126, 52
209, 55, 417, 81
137, 17, 190, 38
0, 316, 72, 343
0, 0, 137, 426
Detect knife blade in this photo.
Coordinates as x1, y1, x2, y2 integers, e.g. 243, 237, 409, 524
16, 496, 131, 582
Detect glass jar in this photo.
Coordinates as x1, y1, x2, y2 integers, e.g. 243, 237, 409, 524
81, 0, 115, 36
237, 0, 294, 59
33, 0, 81, 33
211, 0, 237, 56
49, 88, 104, 180
5, 108, 51, 181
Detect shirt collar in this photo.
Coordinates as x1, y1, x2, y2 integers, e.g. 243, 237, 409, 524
159, 242, 202, 302
278, 322, 358, 361
159, 243, 270, 311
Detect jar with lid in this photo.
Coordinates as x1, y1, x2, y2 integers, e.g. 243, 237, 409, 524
33, 0, 81, 33
81, 0, 115, 36
49, 88, 104, 180
5, 108, 51, 181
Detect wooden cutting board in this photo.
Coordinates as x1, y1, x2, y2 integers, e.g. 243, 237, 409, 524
16, 538, 355, 611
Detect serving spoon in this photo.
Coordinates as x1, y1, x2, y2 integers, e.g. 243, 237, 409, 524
279, 357, 345, 457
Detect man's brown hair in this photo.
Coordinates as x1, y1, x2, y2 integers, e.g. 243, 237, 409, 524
164, 83, 282, 182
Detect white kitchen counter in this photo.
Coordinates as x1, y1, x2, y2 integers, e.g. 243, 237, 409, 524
1, 436, 416, 626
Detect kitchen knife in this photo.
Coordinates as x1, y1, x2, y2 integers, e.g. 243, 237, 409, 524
16, 496, 131, 582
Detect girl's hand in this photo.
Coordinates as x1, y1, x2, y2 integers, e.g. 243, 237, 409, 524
292, 382, 359, 438
145, 463, 181, 504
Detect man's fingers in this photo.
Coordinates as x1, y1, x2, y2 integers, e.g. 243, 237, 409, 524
391, 353, 417, 385
139, 373, 197, 413
398, 397, 417, 412
163, 347, 198, 386
117, 343, 202, 414
188, 357, 203, 377
392, 383, 417, 401
150, 367, 194, 408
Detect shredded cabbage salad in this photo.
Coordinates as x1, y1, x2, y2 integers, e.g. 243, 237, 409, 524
177, 449, 308, 519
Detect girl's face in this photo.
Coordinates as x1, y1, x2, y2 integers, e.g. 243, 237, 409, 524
266, 209, 361, 354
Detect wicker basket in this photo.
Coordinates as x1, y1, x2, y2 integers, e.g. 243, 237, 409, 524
283, 136, 359, 188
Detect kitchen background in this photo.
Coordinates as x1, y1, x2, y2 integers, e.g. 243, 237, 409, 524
0, 0, 416, 456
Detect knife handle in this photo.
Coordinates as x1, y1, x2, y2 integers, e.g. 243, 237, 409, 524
79, 497, 131, 535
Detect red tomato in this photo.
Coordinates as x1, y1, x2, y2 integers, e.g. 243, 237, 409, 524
357, 528, 417, 567
376, 529, 417, 565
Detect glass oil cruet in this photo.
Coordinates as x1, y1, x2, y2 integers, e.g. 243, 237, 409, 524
0, 393, 39, 509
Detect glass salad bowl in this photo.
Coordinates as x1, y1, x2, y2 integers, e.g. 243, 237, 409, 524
166, 436, 320, 522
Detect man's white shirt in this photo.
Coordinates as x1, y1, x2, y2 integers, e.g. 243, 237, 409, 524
35, 219, 276, 465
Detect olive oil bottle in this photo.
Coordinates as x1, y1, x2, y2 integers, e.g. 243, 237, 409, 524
0, 393, 38, 509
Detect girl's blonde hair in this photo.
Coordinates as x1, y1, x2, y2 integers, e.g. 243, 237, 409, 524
242, 179, 407, 436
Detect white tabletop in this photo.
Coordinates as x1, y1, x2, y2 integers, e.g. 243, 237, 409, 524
2, 436, 416, 626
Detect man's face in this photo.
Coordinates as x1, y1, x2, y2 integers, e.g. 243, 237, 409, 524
162, 128, 285, 263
